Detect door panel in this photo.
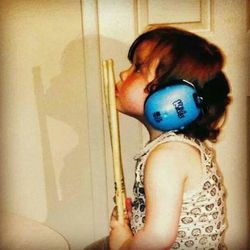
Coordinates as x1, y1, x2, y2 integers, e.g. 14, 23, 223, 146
84, 0, 249, 249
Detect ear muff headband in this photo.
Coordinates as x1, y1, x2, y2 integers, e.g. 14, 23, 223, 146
144, 79, 203, 131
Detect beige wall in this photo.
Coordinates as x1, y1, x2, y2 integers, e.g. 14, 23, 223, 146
0, 1, 249, 249
0, 1, 95, 249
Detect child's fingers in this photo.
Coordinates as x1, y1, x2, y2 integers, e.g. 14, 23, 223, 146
110, 198, 132, 227
110, 215, 130, 229
110, 206, 117, 221
125, 197, 132, 212
110, 216, 119, 229
124, 216, 130, 226
125, 197, 132, 220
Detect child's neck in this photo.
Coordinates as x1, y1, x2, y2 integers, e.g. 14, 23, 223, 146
149, 129, 165, 141
137, 117, 166, 142
143, 122, 165, 142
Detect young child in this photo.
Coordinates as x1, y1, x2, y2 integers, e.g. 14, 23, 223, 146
109, 26, 231, 250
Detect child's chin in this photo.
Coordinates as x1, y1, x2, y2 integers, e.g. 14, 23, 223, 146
116, 106, 143, 119
124, 112, 144, 121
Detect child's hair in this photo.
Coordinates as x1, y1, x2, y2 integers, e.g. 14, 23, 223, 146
128, 26, 231, 142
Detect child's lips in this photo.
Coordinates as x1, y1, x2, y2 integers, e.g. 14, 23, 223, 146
115, 86, 119, 96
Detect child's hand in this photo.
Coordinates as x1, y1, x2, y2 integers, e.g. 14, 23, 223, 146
112, 197, 133, 225
109, 197, 133, 249
110, 197, 132, 226
109, 214, 133, 250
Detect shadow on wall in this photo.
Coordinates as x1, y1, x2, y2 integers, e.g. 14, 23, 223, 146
33, 38, 93, 249
32, 36, 132, 249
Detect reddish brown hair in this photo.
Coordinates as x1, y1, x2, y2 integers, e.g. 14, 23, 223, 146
128, 26, 231, 141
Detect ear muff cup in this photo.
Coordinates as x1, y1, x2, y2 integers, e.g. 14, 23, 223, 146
144, 80, 202, 131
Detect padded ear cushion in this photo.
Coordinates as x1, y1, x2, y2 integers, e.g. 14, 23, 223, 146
144, 80, 202, 131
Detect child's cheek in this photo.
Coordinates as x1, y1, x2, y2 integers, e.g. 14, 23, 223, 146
123, 86, 148, 115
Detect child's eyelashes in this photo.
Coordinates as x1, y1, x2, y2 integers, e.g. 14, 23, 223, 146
134, 63, 142, 73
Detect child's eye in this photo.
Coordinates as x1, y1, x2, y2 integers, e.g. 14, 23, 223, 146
134, 64, 142, 73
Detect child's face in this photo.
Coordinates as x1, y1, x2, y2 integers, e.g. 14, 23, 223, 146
116, 41, 158, 119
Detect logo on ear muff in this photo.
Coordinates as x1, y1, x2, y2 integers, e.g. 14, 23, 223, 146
144, 80, 203, 131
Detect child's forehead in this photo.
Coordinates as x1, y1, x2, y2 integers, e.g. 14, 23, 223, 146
133, 40, 158, 64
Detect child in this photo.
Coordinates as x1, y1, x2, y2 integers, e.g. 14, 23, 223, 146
109, 26, 231, 250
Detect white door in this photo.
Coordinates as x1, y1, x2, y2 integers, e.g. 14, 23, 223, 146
82, 0, 249, 249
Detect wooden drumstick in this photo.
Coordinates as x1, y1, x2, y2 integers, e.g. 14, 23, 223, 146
102, 59, 126, 224
102, 60, 111, 133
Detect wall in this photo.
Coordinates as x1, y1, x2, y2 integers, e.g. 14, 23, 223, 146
0, 1, 96, 249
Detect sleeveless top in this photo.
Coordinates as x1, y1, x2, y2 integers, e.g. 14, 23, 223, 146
130, 131, 227, 250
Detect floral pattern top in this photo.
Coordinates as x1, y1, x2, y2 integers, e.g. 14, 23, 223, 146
130, 131, 227, 250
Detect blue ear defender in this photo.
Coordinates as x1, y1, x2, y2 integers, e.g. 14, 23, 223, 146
144, 79, 203, 131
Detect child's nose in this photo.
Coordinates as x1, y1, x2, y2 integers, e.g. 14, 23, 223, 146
119, 70, 128, 82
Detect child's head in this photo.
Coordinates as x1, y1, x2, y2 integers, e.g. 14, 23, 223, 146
116, 26, 231, 142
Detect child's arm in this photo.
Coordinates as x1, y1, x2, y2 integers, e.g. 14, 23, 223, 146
110, 142, 193, 250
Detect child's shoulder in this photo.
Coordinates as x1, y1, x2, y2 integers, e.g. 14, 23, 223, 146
149, 137, 201, 162
145, 139, 202, 179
